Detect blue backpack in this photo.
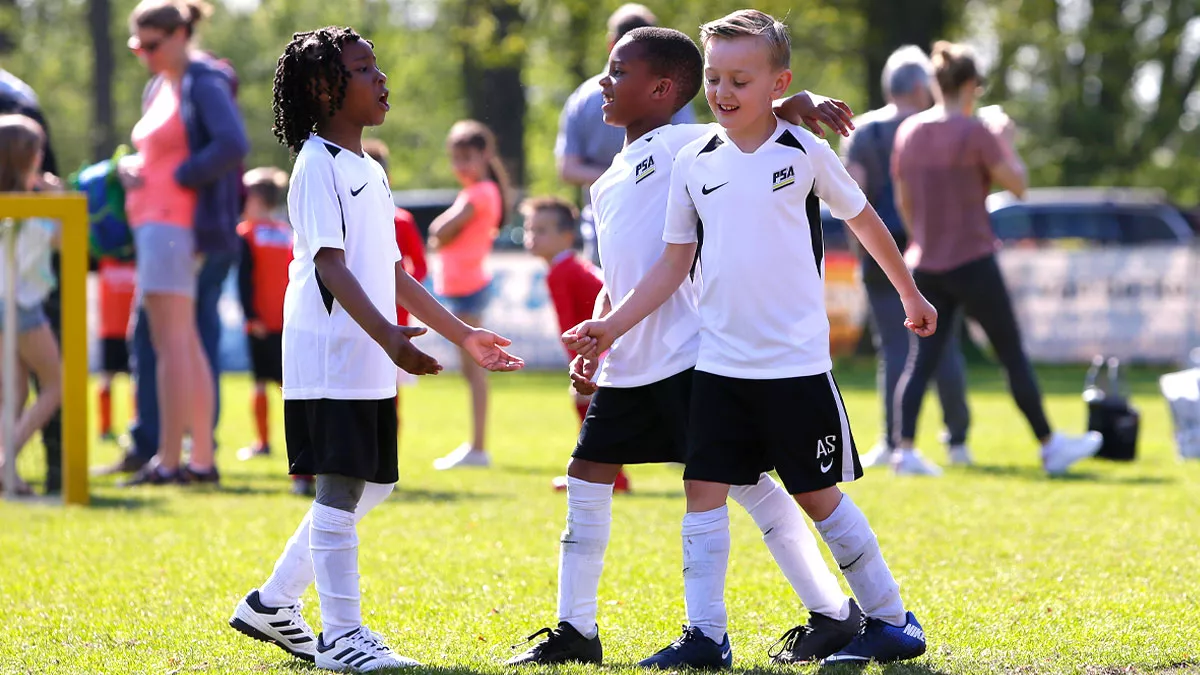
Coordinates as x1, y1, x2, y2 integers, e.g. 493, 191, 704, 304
70, 145, 134, 261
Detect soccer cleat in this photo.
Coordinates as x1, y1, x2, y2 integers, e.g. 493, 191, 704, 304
822, 611, 927, 665
180, 464, 220, 486
229, 589, 317, 662
118, 460, 182, 487
947, 444, 974, 466
238, 443, 271, 461
890, 449, 943, 477
860, 442, 893, 469
315, 626, 420, 671
638, 626, 732, 670
769, 599, 863, 663
1042, 431, 1102, 475
506, 622, 602, 665
433, 443, 491, 470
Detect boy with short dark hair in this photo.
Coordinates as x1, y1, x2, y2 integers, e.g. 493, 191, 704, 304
520, 196, 629, 493
567, 10, 936, 667
511, 25, 863, 668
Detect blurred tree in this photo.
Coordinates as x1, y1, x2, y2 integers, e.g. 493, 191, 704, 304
859, 0, 957, 109
89, 0, 116, 161
979, 0, 1200, 203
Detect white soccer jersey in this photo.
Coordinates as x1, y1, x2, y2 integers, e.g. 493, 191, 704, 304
283, 134, 402, 400
664, 120, 868, 379
589, 124, 717, 388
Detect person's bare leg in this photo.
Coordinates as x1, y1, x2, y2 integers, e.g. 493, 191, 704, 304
143, 293, 195, 472
12, 325, 62, 451
186, 325, 215, 471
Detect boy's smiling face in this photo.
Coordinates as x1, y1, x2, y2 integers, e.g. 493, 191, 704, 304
334, 39, 390, 128
703, 35, 791, 134
598, 38, 672, 128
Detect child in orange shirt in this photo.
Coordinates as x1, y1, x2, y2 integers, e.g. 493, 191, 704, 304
97, 257, 137, 442
522, 196, 630, 493
428, 120, 511, 470
234, 167, 308, 492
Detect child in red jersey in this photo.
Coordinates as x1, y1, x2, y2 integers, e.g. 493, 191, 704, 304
96, 257, 137, 442
235, 167, 312, 494
522, 196, 629, 493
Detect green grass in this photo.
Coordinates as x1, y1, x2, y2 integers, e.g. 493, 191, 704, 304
4, 362, 1200, 675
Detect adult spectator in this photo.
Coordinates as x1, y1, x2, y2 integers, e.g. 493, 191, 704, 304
840, 45, 969, 476
890, 40, 1100, 476
556, 3, 695, 262
112, 0, 248, 486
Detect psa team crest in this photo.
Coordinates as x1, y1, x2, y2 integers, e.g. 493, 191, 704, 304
772, 166, 795, 192
635, 156, 656, 184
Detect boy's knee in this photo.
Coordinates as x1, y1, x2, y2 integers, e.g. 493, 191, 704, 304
684, 479, 729, 512
315, 474, 366, 513
794, 486, 843, 522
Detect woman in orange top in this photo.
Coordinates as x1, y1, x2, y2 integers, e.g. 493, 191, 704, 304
428, 120, 511, 470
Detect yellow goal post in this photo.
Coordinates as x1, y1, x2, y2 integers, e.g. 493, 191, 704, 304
0, 193, 88, 505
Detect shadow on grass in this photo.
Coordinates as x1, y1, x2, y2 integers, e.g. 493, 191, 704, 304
86, 492, 169, 510
391, 487, 501, 503
968, 463, 1172, 485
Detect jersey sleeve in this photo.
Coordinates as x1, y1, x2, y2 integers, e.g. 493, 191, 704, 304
663, 148, 700, 244
289, 150, 345, 252
809, 134, 868, 220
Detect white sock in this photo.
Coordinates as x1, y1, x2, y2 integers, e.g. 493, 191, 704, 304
557, 477, 612, 639
682, 506, 730, 644
258, 482, 395, 609
310, 502, 362, 641
730, 474, 849, 620
812, 494, 906, 627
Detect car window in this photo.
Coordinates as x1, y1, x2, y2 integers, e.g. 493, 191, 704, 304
1116, 208, 1181, 244
991, 208, 1035, 241
1032, 208, 1120, 244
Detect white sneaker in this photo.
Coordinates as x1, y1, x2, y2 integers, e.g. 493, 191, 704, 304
860, 442, 893, 469
315, 626, 420, 671
229, 590, 317, 662
947, 444, 974, 466
891, 449, 943, 476
433, 443, 491, 470
1042, 431, 1102, 476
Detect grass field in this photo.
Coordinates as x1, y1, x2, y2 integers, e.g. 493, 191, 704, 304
3, 362, 1200, 675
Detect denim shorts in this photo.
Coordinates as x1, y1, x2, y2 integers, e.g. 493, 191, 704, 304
443, 282, 494, 318
0, 304, 48, 334
134, 224, 197, 299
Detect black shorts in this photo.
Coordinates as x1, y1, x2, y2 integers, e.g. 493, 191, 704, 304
101, 337, 130, 373
683, 371, 862, 494
572, 368, 692, 466
284, 398, 398, 484
249, 332, 283, 383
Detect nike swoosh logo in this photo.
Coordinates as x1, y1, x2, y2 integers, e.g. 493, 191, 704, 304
721, 648, 731, 660
820, 460, 834, 473
838, 552, 864, 571
701, 182, 728, 195
350, 183, 368, 196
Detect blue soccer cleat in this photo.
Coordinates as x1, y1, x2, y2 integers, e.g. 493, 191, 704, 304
821, 611, 926, 665
638, 625, 732, 670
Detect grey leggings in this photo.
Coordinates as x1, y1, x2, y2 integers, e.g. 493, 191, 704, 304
865, 281, 970, 448
316, 474, 366, 513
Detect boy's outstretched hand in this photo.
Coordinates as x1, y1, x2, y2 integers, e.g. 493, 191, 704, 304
463, 329, 525, 372
562, 320, 614, 359
901, 293, 938, 338
570, 355, 599, 396
384, 325, 442, 375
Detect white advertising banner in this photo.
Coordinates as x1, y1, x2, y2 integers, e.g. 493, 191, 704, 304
993, 246, 1200, 364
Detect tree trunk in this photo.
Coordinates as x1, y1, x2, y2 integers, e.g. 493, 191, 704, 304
458, 0, 527, 186
861, 0, 949, 109
89, 0, 115, 161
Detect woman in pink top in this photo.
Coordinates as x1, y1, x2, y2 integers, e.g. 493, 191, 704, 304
117, 0, 246, 486
428, 120, 511, 470
890, 41, 1101, 476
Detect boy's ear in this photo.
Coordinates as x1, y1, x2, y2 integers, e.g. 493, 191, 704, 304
773, 69, 793, 100
653, 77, 675, 103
